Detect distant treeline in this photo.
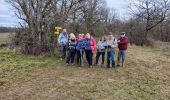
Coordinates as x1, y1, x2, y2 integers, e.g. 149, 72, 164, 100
0, 27, 16, 33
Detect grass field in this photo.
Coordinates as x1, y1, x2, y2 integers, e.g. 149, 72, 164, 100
0, 33, 11, 44
0, 34, 170, 100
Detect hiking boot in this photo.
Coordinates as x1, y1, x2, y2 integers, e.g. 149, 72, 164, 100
117, 65, 120, 67
112, 61, 116, 68
107, 60, 110, 68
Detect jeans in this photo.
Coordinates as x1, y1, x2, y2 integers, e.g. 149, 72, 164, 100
77, 49, 84, 66
118, 50, 126, 62
66, 48, 76, 64
95, 52, 105, 65
85, 50, 93, 66
107, 50, 115, 68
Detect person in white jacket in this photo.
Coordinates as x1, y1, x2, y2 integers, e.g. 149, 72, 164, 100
95, 36, 107, 67
106, 32, 117, 68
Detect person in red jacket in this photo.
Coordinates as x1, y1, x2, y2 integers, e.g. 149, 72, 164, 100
117, 32, 128, 67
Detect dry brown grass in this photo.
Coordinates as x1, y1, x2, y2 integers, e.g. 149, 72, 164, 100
0, 42, 170, 100
0, 33, 11, 44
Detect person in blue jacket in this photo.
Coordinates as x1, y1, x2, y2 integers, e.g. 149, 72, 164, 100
84, 33, 96, 68
58, 29, 68, 59
76, 34, 86, 66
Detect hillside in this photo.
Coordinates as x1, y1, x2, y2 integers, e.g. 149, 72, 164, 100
0, 27, 15, 33
0, 42, 169, 100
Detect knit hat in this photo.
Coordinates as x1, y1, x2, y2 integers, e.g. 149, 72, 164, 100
69, 33, 76, 39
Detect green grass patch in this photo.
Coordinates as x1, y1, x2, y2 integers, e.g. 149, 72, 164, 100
0, 42, 170, 100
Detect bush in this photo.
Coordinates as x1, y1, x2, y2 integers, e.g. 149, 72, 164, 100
10, 29, 50, 55
0, 43, 7, 48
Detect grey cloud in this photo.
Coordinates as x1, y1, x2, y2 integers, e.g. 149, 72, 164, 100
0, 0, 18, 26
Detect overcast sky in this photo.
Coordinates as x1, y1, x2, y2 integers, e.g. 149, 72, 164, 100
0, 0, 128, 27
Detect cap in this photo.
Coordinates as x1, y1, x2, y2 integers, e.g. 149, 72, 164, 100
121, 32, 126, 35
109, 32, 113, 35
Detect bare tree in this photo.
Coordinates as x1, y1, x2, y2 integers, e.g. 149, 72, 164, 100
7, 0, 55, 54
80, 0, 107, 34
7, 0, 123, 54
52, 0, 83, 27
129, 0, 170, 45
7, 0, 82, 55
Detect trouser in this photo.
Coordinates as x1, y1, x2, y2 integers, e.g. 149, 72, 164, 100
107, 50, 115, 68
77, 49, 84, 66
60, 45, 67, 59
118, 50, 126, 62
85, 50, 93, 66
66, 48, 76, 64
95, 52, 105, 65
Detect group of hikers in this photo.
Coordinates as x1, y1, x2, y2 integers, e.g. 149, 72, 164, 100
58, 29, 128, 68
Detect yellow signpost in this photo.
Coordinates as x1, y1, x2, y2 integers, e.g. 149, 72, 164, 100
54, 27, 62, 35
53, 26, 62, 54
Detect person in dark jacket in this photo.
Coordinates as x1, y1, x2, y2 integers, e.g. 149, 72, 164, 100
66, 33, 77, 65
85, 33, 96, 67
117, 32, 128, 67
